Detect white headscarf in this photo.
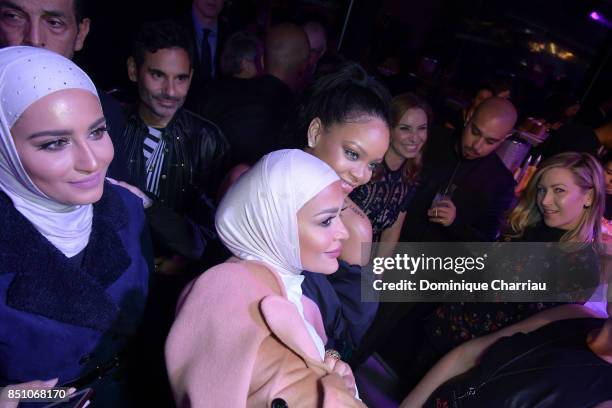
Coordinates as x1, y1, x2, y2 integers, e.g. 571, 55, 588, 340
0, 46, 100, 257
216, 149, 340, 360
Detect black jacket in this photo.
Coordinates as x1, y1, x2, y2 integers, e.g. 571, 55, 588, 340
426, 318, 612, 408
122, 107, 229, 259
123, 107, 229, 205
401, 127, 516, 242
99, 91, 129, 181
196, 74, 295, 166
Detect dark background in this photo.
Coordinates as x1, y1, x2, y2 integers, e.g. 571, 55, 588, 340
76, 0, 612, 118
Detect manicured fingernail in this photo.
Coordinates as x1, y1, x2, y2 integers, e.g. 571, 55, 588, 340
68, 387, 77, 394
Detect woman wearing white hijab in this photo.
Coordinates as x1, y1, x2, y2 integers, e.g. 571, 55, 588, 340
0, 46, 149, 407
165, 149, 365, 407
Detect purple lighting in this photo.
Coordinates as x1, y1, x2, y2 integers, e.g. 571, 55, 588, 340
590, 11, 601, 20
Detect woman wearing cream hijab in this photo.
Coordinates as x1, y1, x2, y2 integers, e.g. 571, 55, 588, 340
166, 149, 365, 407
0, 46, 149, 407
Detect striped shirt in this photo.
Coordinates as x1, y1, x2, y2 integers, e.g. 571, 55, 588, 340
143, 127, 166, 196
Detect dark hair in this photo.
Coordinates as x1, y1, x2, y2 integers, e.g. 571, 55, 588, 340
291, 62, 391, 146
473, 82, 494, 99
220, 31, 261, 77
491, 78, 512, 96
131, 20, 195, 68
601, 151, 612, 166
73, 0, 85, 23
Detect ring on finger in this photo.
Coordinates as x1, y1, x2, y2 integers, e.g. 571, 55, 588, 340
325, 349, 342, 361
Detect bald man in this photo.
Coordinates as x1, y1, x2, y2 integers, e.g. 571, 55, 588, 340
400, 97, 518, 242
196, 23, 309, 167
264, 22, 310, 92
357, 99, 518, 381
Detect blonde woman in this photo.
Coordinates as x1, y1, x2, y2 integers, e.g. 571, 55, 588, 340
506, 151, 604, 243
408, 152, 605, 390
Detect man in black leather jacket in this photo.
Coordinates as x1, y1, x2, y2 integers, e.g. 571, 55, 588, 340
122, 20, 229, 263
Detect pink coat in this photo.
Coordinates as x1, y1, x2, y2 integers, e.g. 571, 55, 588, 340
165, 259, 360, 407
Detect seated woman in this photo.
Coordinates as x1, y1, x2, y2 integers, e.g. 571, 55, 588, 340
401, 303, 611, 407
398, 152, 604, 389
351, 92, 432, 256
165, 149, 364, 407
0, 47, 150, 406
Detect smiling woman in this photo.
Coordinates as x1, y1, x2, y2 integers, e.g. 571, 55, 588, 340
11, 89, 113, 205
0, 46, 150, 407
287, 62, 391, 354
351, 92, 433, 248
507, 151, 604, 243
295, 62, 391, 266
165, 149, 364, 407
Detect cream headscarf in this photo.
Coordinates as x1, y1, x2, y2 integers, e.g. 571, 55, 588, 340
0, 46, 100, 257
216, 149, 340, 359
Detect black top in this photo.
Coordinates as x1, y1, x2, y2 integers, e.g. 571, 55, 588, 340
122, 108, 229, 260
506, 222, 566, 242
400, 126, 515, 242
426, 318, 612, 408
605, 194, 612, 220
99, 92, 129, 181
350, 160, 417, 242
302, 260, 378, 354
195, 74, 295, 166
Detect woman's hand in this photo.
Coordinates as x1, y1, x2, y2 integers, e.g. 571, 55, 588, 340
0, 378, 75, 408
320, 372, 366, 408
106, 177, 153, 208
324, 353, 357, 396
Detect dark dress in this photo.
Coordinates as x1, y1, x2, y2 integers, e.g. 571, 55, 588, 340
0, 184, 150, 407
350, 160, 417, 242
425, 223, 600, 356
426, 318, 612, 408
302, 260, 378, 358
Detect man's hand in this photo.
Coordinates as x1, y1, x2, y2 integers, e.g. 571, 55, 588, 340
427, 199, 456, 227
106, 177, 153, 208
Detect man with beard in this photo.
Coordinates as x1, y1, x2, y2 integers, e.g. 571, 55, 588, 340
121, 22, 229, 405
123, 20, 229, 265
401, 96, 517, 242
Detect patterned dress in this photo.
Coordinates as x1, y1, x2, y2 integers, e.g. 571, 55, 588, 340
350, 160, 417, 242
424, 224, 599, 353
